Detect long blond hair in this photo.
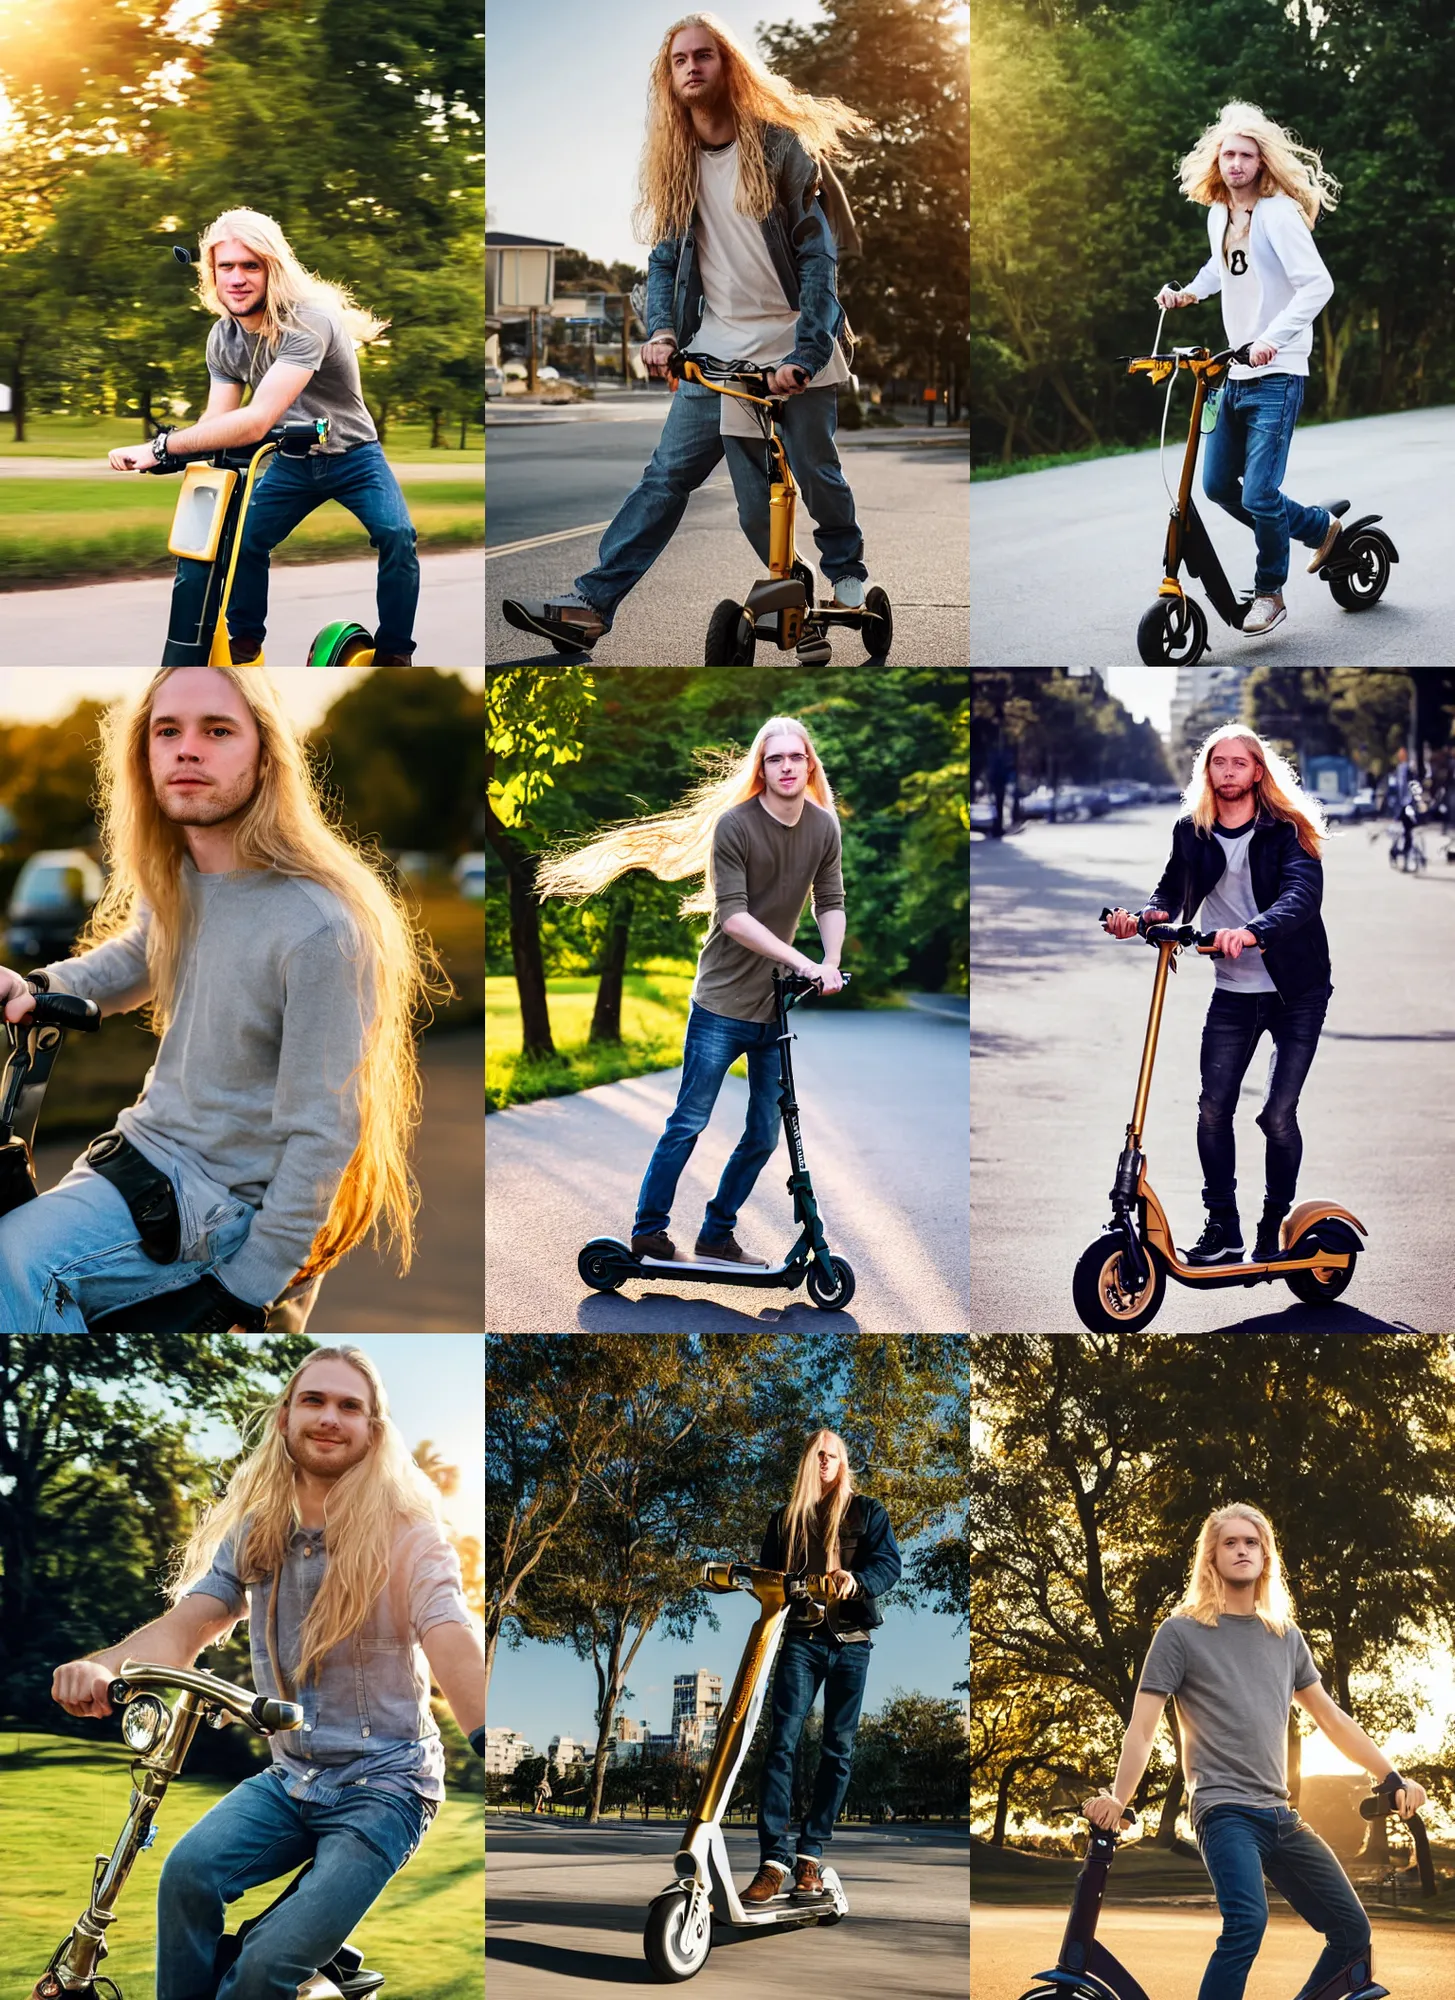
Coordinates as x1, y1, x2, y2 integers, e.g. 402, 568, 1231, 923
1177, 101, 1340, 228
634, 12, 871, 244
1173, 1503, 1293, 1636
169, 1346, 442, 1689
1184, 723, 1327, 859
534, 715, 837, 919
76, 669, 450, 1284
198, 208, 389, 347
781, 1428, 856, 1571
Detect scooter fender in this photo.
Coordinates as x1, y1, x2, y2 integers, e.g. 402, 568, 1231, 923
1281, 1200, 1366, 1259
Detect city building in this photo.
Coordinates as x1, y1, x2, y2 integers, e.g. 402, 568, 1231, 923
673, 1669, 722, 1755
609, 1714, 648, 1763
1169, 666, 1248, 757
483, 1727, 535, 1775
547, 1734, 589, 1772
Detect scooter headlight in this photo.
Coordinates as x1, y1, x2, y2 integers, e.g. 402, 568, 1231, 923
121, 1692, 169, 1753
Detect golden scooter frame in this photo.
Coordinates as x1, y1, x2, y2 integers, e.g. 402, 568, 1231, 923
1072, 915, 1365, 1332
643, 1563, 848, 1981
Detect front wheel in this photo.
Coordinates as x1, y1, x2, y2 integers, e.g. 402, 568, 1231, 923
806, 1255, 855, 1310
644, 1886, 712, 1982
308, 620, 374, 665
705, 599, 755, 666
578, 1238, 628, 1293
1072, 1232, 1166, 1332
862, 586, 893, 659
1137, 595, 1207, 664
1285, 1252, 1356, 1306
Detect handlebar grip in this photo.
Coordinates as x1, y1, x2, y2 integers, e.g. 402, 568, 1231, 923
252, 1695, 305, 1732
32, 992, 102, 1033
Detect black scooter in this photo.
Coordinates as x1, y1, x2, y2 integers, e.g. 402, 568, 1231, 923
28, 1660, 384, 2000
577, 969, 855, 1310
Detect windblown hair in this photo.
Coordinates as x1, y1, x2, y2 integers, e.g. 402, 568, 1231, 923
634, 11, 871, 243
1177, 101, 1340, 229
534, 715, 837, 919
1184, 723, 1328, 859
197, 207, 389, 347
1173, 1503, 1293, 1636
781, 1428, 856, 1572
168, 1347, 442, 1689
76, 669, 450, 1284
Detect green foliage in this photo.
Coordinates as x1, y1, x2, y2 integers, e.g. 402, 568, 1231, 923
1244, 667, 1423, 778
971, 670, 1175, 798
484, 970, 694, 1112
312, 667, 484, 855
486, 668, 595, 828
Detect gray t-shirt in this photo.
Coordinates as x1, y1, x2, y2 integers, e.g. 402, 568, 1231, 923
1137, 1612, 1320, 1825
206, 302, 378, 453
1202, 823, 1278, 994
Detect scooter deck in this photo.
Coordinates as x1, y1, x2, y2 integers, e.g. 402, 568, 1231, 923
639, 1253, 785, 1275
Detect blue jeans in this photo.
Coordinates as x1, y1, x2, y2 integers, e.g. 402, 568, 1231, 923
575, 383, 865, 625
757, 1631, 871, 1867
1201, 375, 1329, 595
227, 440, 420, 656
633, 1001, 782, 1240
1197, 981, 1332, 1215
0, 1160, 254, 1330
1196, 1804, 1371, 2000
157, 1764, 431, 2000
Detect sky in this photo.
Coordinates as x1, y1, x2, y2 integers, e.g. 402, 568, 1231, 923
488, 1593, 966, 1757
486, 0, 832, 269
1103, 669, 1175, 738
0, 667, 484, 729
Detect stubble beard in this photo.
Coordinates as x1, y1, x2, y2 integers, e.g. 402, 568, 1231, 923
156, 770, 259, 830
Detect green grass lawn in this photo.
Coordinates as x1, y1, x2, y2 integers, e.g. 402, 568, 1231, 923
0, 415, 484, 462
0, 1732, 483, 1999
487, 966, 713, 1112
0, 479, 483, 587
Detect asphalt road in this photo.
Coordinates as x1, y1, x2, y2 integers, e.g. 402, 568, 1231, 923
485, 1006, 969, 1333
970, 805, 1455, 1334
487, 1818, 969, 2000
972, 1902, 1450, 2000
486, 411, 969, 666
969, 405, 1452, 665
1, 549, 485, 666
35, 1030, 484, 1332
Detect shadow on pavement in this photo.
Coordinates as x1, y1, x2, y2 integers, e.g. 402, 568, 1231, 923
579, 1290, 861, 1333
490, 645, 593, 667
1174, 1304, 1423, 1335
972, 835, 1149, 971
485, 1936, 645, 1984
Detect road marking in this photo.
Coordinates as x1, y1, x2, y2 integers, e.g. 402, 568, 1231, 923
485, 522, 612, 560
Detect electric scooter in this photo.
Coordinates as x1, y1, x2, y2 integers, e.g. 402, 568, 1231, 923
643, 1561, 848, 1982
145, 414, 379, 667
1017, 1807, 1150, 2000
27, 1660, 384, 2000
1123, 312, 1398, 664
1071, 909, 1365, 1332
668, 352, 893, 666
577, 970, 855, 1310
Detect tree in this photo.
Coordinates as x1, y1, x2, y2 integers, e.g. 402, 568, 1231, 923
313, 667, 485, 855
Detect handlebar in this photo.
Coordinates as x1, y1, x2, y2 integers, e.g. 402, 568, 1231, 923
1099, 907, 1265, 957
141, 417, 328, 476
778, 970, 851, 1006
668, 350, 808, 406
110, 1660, 304, 1736
1121, 343, 1254, 380
700, 1561, 842, 1604
1359, 1778, 1435, 1897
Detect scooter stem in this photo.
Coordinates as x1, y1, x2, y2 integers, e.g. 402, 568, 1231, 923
1128, 941, 1177, 1147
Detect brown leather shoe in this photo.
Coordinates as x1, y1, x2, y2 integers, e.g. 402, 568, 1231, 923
793, 1855, 824, 1896
742, 1861, 789, 1904
1307, 508, 1345, 573
694, 1230, 768, 1266
631, 1231, 676, 1261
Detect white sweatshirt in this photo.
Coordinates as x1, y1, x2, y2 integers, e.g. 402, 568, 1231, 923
1183, 191, 1333, 380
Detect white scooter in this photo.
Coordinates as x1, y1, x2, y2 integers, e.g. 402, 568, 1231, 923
643, 1562, 849, 1982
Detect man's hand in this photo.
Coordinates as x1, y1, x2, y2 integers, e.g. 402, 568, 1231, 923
769, 364, 810, 396
1211, 927, 1259, 960
53, 1658, 116, 1719
1105, 908, 1167, 940
642, 334, 678, 379
795, 956, 842, 990
828, 1568, 857, 1597
1246, 341, 1278, 367
1082, 1793, 1128, 1830
0, 967, 37, 1024
1393, 1779, 1428, 1818
1155, 287, 1198, 310
108, 444, 156, 473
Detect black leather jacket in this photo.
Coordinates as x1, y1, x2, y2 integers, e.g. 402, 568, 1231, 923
758, 1492, 902, 1635
1146, 810, 1332, 1001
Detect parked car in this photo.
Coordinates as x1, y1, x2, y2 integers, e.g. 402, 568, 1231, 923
453, 852, 486, 900
6, 848, 105, 962
484, 366, 505, 399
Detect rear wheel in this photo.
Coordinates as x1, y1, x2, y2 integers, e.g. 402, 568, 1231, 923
308, 620, 374, 665
1137, 596, 1207, 664
862, 585, 893, 659
1326, 532, 1391, 610
644, 1886, 711, 1982
705, 599, 755, 665
1072, 1233, 1166, 1332
806, 1255, 855, 1310
1285, 1252, 1356, 1305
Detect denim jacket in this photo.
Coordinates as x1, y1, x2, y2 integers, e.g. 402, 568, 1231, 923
758, 1492, 902, 1633
1146, 811, 1332, 1002
644, 122, 848, 374
187, 1514, 475, 1802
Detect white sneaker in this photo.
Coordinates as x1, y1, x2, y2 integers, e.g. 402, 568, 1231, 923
832, 576, 867, 610
1241, 592, 1286, 636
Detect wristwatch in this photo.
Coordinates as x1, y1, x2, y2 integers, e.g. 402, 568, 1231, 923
151, 429, 173, 465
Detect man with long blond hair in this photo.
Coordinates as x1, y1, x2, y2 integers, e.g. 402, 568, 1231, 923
107, 207, 418, 663
1105, 724, 1334, 1268
743, 1428, 900, 1906
1156, 103, 1344, 638
537, 713, 844, 1265
50, 1345, 486, 2000
1085, 1503, 1425, 2000
503, 11, 871, 653
0, 667, 445, 1333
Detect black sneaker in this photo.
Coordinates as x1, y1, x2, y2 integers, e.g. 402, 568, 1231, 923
1183, 1215, 1244, 1265
1254, 1210, 1289, 1262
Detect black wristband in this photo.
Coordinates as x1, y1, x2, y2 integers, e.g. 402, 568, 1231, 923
26, 969, 50, 992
